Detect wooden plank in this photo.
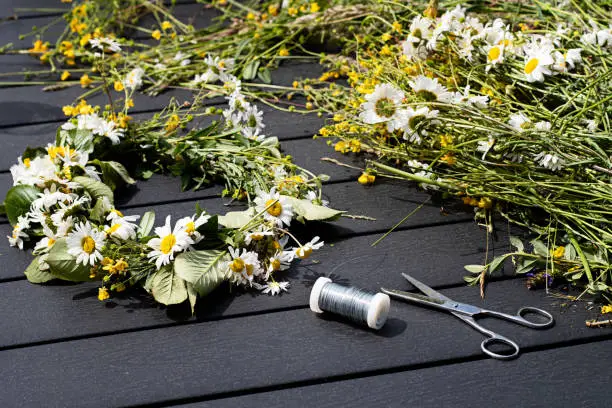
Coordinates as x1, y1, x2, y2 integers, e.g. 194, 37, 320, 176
178, 340, 612, 408
0, 278, 605, 407
0, 219, 512, 347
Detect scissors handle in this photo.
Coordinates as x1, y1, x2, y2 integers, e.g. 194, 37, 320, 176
481, 334, 520, 360
480, 306, 554, 329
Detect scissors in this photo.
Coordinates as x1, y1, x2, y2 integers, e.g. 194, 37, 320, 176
381, 273, 555, 360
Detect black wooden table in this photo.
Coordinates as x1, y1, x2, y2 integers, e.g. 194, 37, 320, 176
0, 2, 610, 407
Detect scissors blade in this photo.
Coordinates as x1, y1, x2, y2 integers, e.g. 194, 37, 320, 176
381, 288, 455, 312
401, 273, 453, 302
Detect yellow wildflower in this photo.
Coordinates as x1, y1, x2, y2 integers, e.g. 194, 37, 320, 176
28, 40, 48, 55
310, 2, 320, 13
358, 172, 375, 185
79, 33, 92, 47
381, 32, 392, 42
391, 21, 402, 32
152, 29, 162, 40
246, 12, 256, 20
279, 48, 289, 57
80, 74, 93, 88
349, 139, 361, 153
268, 4, 279, 16
288, 7, 298, 16
306, 102, 313, 110
165, 114, 181, 132
98, 287, 110, 301
114, 258, 129, 273
334, 141, 348, 153
62, 105, 74, 116
601, 305, 612, 314
551, 246, 565, 259
113, 81, 124, 92
161, 21, 173, 30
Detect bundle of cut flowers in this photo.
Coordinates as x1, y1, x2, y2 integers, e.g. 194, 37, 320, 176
314, 0, 611, 299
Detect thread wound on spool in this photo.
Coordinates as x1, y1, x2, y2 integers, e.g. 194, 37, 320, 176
309, 277, 390, 330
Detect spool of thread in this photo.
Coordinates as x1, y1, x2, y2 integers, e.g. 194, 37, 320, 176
309, 277, 390, 330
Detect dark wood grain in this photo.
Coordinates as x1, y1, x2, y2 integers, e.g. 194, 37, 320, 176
0, 219, 515, 348
179, 339, 612, 408
0, 278, 606, 407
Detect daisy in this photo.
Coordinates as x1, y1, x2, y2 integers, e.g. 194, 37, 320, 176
508, 112, 531, 132
227, 246, 263, 285
176, 213, 211, 243
92, 119, 124, 144
244, 225, 274, 245
294, 236, 324, 259
7, 215, 30, 250
476, 137, 495, 160
10, 155, 56, 186
123, 67, 144, 90
534, 152, 565, 171
66, 221, 106, 266
261, 281, 290, 296
105, 215, 140, 241
51, 214, 74, 237
451, 85, 489, 108
534, 121, 552, 132
31, 185, 75, 211
409, 75, 452, 102
407, 15, 433, 42
401, 107, 439, 144
552, 49, 582, 73
359, 83, 406, 132
523, 43, 554, 82
266, 250, 294, 277
305, 190, 329, 207
485, 43, 505, 72
89, 37, 121, 53
401, 39, 428, 61
240, 104, 266, 139
147, 215, 194, 269
596, 26, 612, 48
254, 188, 293, 227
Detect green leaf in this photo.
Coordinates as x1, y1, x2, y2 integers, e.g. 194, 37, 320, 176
73, 176, 114, 203
516, 258, 539, 274
139, 211, 156, 238
488, 255, 506, 275
0, 203, 5, 215
257, 68, 272, 84
4, 184, 39, 225
45, 238, 93, 282
464, 264, 486, 274
186, 282, 198, 315
218, 208, 256, 229
91, 160, 135, 190
509, 236, 524, 252
145, 265, 188, 305
71, 129, 94, 153
282, 196, 344, 222
24, 257, 56, 283
242, 60, 260, 80
89, 198, 109, 223
531, 239, 549, 257
174, 250, 230, 297
564, 243, 577, 261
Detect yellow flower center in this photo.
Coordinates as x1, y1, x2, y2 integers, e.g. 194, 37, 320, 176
271, 259, 281, 271
251, 233, 264, 241
160, 234, 177, 254
265, 199, 283, 217
107, 224, 121, 235
245, 264, 254, 276
185, 221, 196, 234
297, 247, 313, 259
230, 258, 245, 273
23, 158, 31, 168
48, 238, 56, 247
81, 236, 96, 254
488, 46, 501, 62
525, 58, 539, 74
